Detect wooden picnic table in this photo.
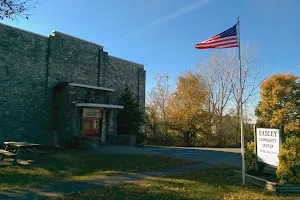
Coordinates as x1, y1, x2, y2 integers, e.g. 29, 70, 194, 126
1, 142, 40, 164
4, 141, 40, 149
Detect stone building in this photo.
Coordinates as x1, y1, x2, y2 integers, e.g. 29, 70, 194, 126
0, 23, 146, 147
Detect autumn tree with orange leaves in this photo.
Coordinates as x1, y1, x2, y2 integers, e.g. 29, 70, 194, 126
256, 73, 300, 137
146, 44, 263, 147
166, 72, 210, 146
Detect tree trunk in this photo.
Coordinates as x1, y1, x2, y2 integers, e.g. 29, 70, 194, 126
184, 132, 191, 147
236, 103, 240, 146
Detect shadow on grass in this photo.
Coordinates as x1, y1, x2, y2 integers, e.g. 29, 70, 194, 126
1, 160, 299, 200
150, 165, 300, 200
0, 147, 193, 190
48, 165, 300, 200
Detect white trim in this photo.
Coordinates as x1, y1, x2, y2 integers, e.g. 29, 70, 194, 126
68, 83, 115, 92
76, 103, 124, 109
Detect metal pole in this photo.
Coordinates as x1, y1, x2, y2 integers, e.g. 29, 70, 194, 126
253, 124, 259, 172
237, 16, 245, 185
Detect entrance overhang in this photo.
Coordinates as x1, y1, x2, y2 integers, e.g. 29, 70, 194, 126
69, 83, 115, 92
76, 103, 124, 109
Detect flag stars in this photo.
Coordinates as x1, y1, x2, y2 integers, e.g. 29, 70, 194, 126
195, 24, 239, 49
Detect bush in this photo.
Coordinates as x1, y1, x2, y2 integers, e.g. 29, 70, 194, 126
285, 122, 300, 138
245, 141, 256, 172
136, 133, 146, 145
276, 136, 300, 184
146, 132, 185, 147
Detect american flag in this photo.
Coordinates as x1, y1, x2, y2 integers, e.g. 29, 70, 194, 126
195, 24, 239, 49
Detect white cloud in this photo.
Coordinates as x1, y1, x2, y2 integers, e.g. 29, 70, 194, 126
105, 0, 211, 46
143, 0, 210, 29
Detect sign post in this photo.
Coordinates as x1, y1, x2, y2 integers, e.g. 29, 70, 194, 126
253, 124, 259, 171
279, 124, 285, 147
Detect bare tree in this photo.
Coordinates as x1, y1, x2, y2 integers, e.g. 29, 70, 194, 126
146, 72, 172, 142
0, 0, 38, 21
195, 43, 265, 145
145, 103, 159, 138
228, 43, 265, 119
196, 51, 234, 145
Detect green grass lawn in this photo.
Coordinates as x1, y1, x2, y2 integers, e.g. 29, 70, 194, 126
45, 165, 300, 200
0, 147, 193, 190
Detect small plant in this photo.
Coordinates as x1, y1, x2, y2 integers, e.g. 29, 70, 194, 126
276, 136, 300, 184
245, 141, 256, 172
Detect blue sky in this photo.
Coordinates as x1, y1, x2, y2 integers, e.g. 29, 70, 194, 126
2, 0, 300, 94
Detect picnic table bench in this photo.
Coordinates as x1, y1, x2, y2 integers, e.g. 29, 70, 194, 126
0, 149, 17, 164
1, 142, 41, 164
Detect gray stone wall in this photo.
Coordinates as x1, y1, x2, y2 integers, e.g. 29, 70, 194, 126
0, 24, 53, 145
0, 23, 146, 146
52, 86, 70, 146
107, 56, 145, 107
47, 31, 103, 87
101, 109, 108, 143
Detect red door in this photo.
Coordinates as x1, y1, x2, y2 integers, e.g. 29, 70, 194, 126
82, 108, 101, 137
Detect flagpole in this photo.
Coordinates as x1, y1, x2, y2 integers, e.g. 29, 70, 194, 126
237, 17, 245, 185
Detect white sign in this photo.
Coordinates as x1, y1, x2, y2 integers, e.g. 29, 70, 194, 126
256, 128, 280, 166
83, 108, 101, 118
